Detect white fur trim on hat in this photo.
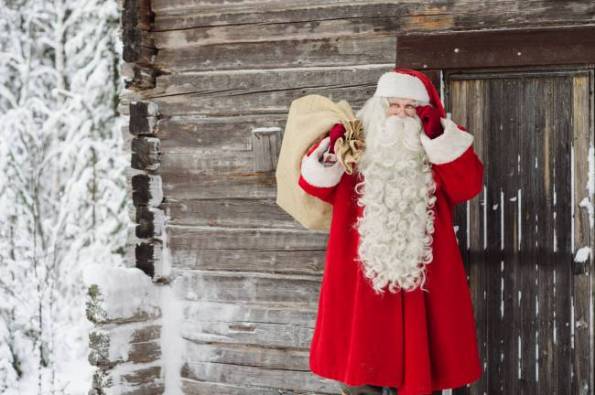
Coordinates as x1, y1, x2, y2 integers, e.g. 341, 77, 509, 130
420, 118, 474, 164
373, 71, 430, 103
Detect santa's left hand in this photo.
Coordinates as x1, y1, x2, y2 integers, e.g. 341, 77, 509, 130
415, 105, 443, 139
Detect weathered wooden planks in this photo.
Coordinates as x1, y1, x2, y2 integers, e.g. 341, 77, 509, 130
171, 244, 325, 275
176, 270, 321, 306
163, 198, 305, 229
397, 26, 595, 70
155, 115, 286, 150
114, 0, 595, 393
183, 342, 310, 371
154, 33, 395, 72
449, 77, 490, 395
570, 73, 594, 395
122, 0, 157, 90
181, 379, 335, 395
182, 300, 316, 325
447, 69, 590, 394
141, 65, 386, 115
151, 0, 595, 34
181, 361, 337, 394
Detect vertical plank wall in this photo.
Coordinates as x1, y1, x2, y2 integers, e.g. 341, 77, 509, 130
449, 70, 594, 395
119, 0, 595, 393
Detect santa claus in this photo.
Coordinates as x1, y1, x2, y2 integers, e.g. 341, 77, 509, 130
297, 68, 484, 395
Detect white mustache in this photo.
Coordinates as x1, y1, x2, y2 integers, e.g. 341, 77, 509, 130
381, 115, 423, 152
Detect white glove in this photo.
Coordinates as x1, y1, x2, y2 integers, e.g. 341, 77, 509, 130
301, 136, 345, 188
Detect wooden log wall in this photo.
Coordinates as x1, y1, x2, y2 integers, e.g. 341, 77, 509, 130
115, 0, 595, 394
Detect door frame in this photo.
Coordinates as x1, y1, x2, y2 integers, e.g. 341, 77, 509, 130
396, 27, 594, 394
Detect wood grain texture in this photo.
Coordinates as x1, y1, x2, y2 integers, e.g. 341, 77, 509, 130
447, 69, 590, 394
180, 379, 335, 395
176, 269, 321, 306
181, 361, 336, 394
155, 33, 395, 72
141, 65, 386, 115
150, 1, 595, 33
397, 26, 595, 70
449, 77, 489, 395
162, 198, 305, 229
571, 73, 594, 395
117, 0, 595, 392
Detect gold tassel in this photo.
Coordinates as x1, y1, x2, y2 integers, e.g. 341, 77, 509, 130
334, 118, 365, 175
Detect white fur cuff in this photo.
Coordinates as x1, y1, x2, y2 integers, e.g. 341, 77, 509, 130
420, 118, 474, 164
300, 154, 344, 188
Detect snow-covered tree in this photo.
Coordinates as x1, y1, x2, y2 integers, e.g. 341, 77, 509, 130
0, 0, 128, 393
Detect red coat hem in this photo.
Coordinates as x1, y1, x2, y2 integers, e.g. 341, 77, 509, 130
311, 365, 482, 395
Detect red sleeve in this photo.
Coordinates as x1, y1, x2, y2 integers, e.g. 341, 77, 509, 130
431, 146, 484, 205
298, 174, 339, 205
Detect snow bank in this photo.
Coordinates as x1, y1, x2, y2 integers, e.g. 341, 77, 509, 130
83, 263, 160, 322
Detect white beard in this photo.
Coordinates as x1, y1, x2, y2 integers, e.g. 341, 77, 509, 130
353, 103, 437, 294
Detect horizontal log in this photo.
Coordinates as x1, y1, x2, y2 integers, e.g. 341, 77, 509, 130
143, 65, 388, 116
161, 147, 252, 174
122, 382, 165, 395
152, 0, 595, 33
129, 101, 160, 136
122, 62, 158, 91
181, 319, 313, 349
183, 300, 316, 326
175, 270, 321, 306
168, 225, 327, 251
119, 364, 162, 388
175, 248, 325, 275
169, 231, 325, 275
181, 361, 337, 394
122, 0, 153, 31
161, 170, 276, 200
154, 0, 456, 33
397, 26, 595, 70
155, 114, 286, 150
131, 174, 163, 207
181, 379, 335, 395
131, 136, 160, 172
135, 206, 166, 239
162, 198, 303, 229
122, 0, 155, 65
86, 282, 161, 325
152, 14, 402, 47
152, 0, 395, 15
89, 323, 161, 367
153, 33, 395, 73
92, 362, 163, 394
183, 342, 309, 371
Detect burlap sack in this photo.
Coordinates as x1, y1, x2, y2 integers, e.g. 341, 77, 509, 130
275, 94, 357, 231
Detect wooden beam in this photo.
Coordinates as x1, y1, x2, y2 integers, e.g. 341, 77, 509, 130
396, 26, 595, 70
122, 0, 156, 64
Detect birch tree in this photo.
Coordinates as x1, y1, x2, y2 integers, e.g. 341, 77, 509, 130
0, 0, 128, 392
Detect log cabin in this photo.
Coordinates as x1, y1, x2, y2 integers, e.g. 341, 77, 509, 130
87, 1, 595, 394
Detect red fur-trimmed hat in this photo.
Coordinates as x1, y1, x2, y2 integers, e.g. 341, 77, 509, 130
374, 67, 446, 118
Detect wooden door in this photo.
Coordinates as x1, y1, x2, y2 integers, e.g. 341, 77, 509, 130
443, 68, 594, 394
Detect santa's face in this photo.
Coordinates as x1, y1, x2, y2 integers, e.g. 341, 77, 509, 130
353, 96, 437, 294
386, 97, 417, 118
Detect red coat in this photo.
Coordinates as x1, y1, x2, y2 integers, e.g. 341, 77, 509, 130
298, 130, 484, 394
